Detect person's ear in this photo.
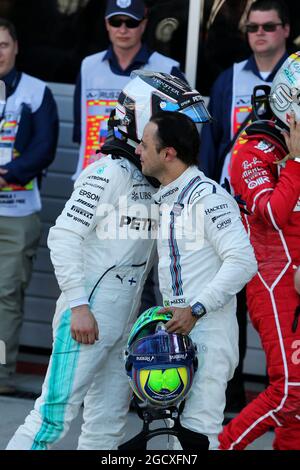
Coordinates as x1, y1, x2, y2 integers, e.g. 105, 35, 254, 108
284, 23, 290, 39
164, 146, 177, 161
140, 18, 148, 34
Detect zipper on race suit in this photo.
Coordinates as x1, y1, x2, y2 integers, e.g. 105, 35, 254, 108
292, 305, 300, 333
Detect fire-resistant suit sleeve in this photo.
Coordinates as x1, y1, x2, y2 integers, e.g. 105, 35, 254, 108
193, 192, 257, 312
230, 141, 300, 229
47, 159, 129, 304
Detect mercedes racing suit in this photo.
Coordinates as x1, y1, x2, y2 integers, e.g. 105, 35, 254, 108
219, 126, 300, 450
153, 165, 257, 449
7, 155, 158, 450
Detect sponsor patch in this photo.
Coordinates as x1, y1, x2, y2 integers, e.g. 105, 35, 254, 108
242, 157, 262, 170
211, 211, 231, 223
75, 198, 96, 209
96, 165, 107, 175
172, 203, 184, 216
79, 189, 100, 201
169, 298, 186, 305
161, 187, 179, 199
71, 205, 93, 219
254, 140, 275, 153
205, 203, 228, 215
247, 176, 270, 189
119, 215, 157, 231
217, 218, 232, 230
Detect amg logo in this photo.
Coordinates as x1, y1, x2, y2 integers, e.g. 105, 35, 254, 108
79, 189, 100, 202
120, 216, 157, 231
0, 340, 6, 364
71, 205, 93, 219
82, 182, 105, 190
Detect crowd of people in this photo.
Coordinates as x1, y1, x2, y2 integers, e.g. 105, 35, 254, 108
0, 0, 300, 451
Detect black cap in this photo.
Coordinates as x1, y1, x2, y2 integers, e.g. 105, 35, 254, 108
105, 0, 145, 20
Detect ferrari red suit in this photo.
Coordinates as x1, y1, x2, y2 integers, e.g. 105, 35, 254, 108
219, 124, 300, 450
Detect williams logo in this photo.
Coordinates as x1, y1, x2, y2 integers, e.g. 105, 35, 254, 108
136, 356, 155, 362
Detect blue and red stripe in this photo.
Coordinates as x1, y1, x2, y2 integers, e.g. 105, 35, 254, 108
168, 177, 201, 296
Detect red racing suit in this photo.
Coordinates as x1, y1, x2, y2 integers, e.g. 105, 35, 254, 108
219, 123, 300, 450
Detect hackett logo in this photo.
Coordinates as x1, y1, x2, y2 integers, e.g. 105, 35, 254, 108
205, 203, 228, 215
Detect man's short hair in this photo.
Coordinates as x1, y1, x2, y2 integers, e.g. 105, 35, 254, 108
0, 18, 17, 41
247, 0, 290, 25
150, 111, 200, 167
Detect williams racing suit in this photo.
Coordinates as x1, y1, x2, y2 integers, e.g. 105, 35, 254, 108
7, 155, 158, 450
219, 124, 300, 450
153, 165, 257, 449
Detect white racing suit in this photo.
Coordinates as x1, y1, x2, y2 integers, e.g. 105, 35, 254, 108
153, 165, 257, 449
7, 156, 158, 450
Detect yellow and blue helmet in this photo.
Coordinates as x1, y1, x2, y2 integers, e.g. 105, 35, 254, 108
125, 306, 198, 409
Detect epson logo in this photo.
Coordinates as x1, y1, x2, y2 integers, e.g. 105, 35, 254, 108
79, 189, 100, 202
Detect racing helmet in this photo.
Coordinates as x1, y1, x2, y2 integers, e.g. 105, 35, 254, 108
125, 306, 198, 409
113, 70, 211, 146
269, 51, 300, 127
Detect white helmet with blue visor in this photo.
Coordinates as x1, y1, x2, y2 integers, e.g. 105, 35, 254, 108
113, 70, 211, 146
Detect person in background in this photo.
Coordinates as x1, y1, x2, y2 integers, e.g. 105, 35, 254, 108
219, 51, 300, 450
135, 109, 257, 449
199, 0, 290, 411
6, 70, 204, 451
73, 0, 185, 178
199, 0, 289, 184
0, 18, 58, 395
73, 0, 186, 312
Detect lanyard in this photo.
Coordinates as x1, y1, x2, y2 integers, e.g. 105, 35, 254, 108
0, 71, 22, 123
